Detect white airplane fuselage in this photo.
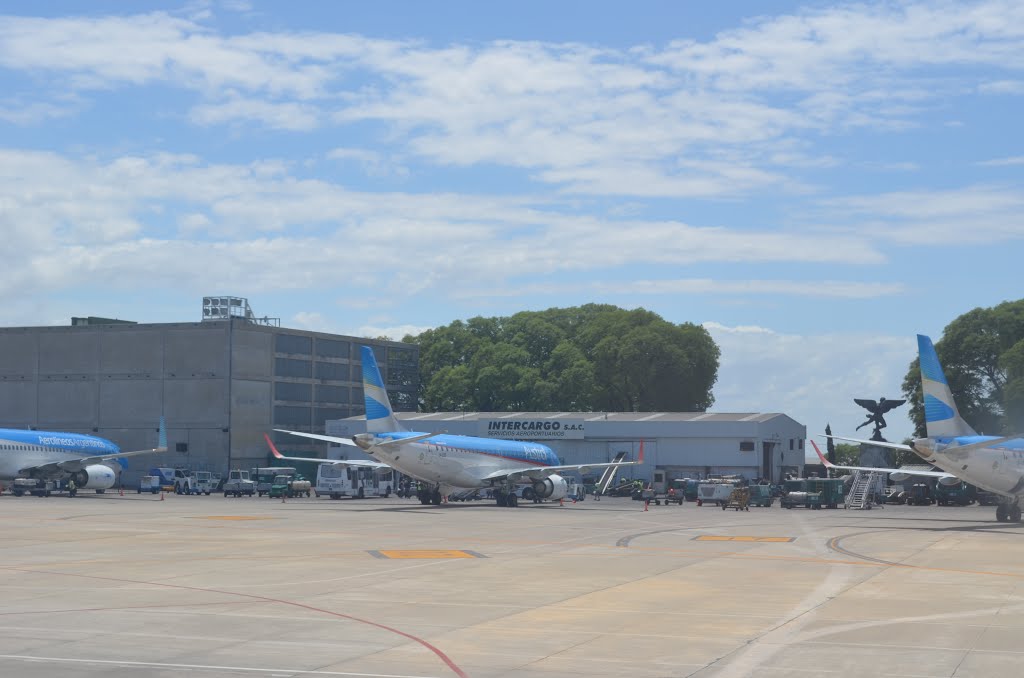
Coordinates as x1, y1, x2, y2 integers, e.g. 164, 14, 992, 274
914, 435, 1024, 497
363, 432, 561, 489
0, 429, 121, 481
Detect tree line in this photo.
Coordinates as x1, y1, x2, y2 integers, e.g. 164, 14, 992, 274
401, 304, 720, 413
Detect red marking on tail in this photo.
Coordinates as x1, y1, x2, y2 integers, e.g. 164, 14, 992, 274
264, 433, 284, 459
639, 439, 645, 464
810, 439, 833, 467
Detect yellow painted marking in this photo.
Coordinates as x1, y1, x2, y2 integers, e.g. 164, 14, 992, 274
695, 536, 795, 543
189, 516, 276, 521
375, 549, 479, 559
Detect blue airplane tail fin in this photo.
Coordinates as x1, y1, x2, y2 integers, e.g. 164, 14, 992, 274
360, 346, 402, 434
917, 334, 977, 438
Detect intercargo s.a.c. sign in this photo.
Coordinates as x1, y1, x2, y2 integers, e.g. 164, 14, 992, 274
479, 419, 586, 440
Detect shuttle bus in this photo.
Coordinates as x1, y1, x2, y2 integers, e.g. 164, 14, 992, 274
315, 464, 394, 499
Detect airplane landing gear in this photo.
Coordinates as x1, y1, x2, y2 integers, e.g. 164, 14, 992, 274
431, 488, 443, 506
996, 502, 1022, 523
494, 489, 518, 507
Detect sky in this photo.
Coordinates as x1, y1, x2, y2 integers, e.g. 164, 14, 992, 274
1, 1, 1021, 460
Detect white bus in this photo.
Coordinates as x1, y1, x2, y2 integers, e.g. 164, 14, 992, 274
315, 464, 394, 499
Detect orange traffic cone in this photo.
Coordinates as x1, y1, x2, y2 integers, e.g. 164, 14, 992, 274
160, 492, 164, 501
119, 487, 124, 496
559, 497, 564, 506
644, 500, 649, 511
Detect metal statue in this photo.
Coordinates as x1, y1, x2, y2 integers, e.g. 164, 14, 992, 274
854, 397, 906, 440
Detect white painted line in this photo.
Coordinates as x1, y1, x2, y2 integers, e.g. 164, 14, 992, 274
690, 413, 716, 421
0, 655, 440, 678
738, 413, 762, 421
635, 413, 665, 421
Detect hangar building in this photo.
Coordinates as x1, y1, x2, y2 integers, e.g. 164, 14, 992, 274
326, 411, 807, 483
0, 297, 418, 483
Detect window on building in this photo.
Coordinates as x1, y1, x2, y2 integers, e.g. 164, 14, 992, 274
275, 358, 312, 378
790, 439, 794, 450
316, 339, 350, 359
275, 382, 312, 402
799, 439, 804, 449
275, 334, 312, 355
274, 406, 311, 427
315, 361, 348, 381
317, 385, 348, 404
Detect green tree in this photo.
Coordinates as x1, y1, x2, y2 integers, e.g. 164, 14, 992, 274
902, 299, 1024, 437
404, 305, 719, 413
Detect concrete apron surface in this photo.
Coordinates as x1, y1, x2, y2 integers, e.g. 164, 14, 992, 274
1, 494, 1023, 678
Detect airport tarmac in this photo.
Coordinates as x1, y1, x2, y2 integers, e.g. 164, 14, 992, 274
2, 494, 1023, 678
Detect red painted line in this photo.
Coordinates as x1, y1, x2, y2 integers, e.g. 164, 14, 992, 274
4, 566, 469, 678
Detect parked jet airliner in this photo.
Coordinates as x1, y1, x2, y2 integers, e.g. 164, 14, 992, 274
816, 334, 1023, 522
0, 419, 167, 493
274, 346, 641, 507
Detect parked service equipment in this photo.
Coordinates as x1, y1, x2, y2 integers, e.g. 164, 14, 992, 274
255, 467, 297, 496
138, 476, 160, 494
805, 478, 845, 509
781, 491, 822, 509
936, 481, 975, 506
193, 471, 216, 495
697, 481, 737, 507
723, 487, 750, 511
748, 484, 774, 507
222, 469, 255, 497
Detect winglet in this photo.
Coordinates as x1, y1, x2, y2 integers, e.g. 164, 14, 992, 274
158, 416, 167, 450
264, 433, 285, 460
638, 439, 645, 464
810, 439, 834, 468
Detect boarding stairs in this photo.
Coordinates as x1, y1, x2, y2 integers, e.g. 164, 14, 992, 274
845, 471, 881, 509
595, 451, 628, 496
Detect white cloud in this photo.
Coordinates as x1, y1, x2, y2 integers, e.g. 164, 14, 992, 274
977, 156, 1024, 167
327, 147, 408, 177
1, 3, 1021, 197
704, 322, 918, 452
979, 80, 1024, 95
457, 279, 904, 300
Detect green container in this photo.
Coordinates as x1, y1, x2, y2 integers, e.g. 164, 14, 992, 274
749, 484, 773, 507
805, 478, 845, 508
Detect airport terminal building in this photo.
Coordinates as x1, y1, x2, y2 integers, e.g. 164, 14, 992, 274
0, 297, 418, 482
328, 411, 807, 483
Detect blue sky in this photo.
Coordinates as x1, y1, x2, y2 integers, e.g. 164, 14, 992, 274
1, 1, 1021, 456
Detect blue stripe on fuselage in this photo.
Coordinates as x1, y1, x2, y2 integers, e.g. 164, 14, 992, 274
378, 431, 559, 466
0, 429, 120, 454
939, 436, 1024, 451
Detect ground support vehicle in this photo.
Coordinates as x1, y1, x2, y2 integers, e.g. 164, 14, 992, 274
976, 490, 1001, 506
173, 469, 201, 495
723, 487, 750, 511
781, 491, 823, 509
193, 471, 216, 495
222, 469, 255, 497
663, 485, 686, 505
696, 482, 736, 507
748, 484, 774, 507
150, 467, 176, 492
138, 476, 160, 494
805, 478, 845, 509
255, 467, 297, 497
906, 483, 934, 506
936, 481, 975, 506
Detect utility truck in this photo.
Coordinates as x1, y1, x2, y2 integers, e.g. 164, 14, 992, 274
222, 469, 255, 497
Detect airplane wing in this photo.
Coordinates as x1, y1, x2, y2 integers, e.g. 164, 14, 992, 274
825, 434, 912, 451
272, 429, 359, 447
19, 419, 169, 476
264, 433, 389, 470
482, 441, 645, 484
810, 440, 953, 479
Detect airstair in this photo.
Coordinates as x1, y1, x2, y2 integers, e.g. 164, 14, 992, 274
595, 451, 628, 496
845, 471, 881, 509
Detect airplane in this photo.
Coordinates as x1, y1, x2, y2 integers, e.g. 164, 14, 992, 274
815, 334, 1023, 522
273, 346, 642, 507
0, 418, 168, 494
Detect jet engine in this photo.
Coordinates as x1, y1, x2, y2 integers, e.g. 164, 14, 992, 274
889, 472, 910, 482
532, 474, 569, 501
72, 465, 117, 490
937, 476, 962, 486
